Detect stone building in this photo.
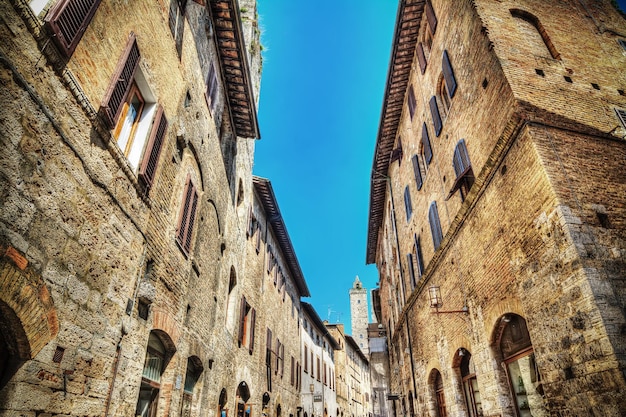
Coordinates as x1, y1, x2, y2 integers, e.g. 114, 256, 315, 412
300, 303, 338, 417
367, 0, 626, 416
0, 1, 312, 417
349, 277, 369, 357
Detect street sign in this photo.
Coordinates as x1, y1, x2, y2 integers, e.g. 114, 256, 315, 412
313, 395, 322, 402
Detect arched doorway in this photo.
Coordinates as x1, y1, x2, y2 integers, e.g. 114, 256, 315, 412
219, 388, 228, 417
431, 369, 447, 417
0, 301, 30, 389
455, 348, 482, 417
495, 314, 545, 417
236, 381, 251, 417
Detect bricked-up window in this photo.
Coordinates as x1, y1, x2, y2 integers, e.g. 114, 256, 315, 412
510, 9, 560, 60
176, 175, 199, 255
101, 33, 168, 191
206, 61, 220, 114
45, 0, 102, 57
238, 296, 256, 354
408, 85, 417, 120
430, 96, 442, 137
422, 123, 433, 165
429, 201, 443, 250
414, 234, 425, 278
412, 155, 423, 190
449, 139, 475, 202
169, 0, 187, 59
407, 253, 416, 290
404, 186, 413, 221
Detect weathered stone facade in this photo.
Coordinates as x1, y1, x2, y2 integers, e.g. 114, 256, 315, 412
349, 277, 369, 357
367, 1, 626, 417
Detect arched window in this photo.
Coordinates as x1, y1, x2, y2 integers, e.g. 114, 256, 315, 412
181, 356, 203, 416
458, 349, 482, 417
432, 369, 447, 417
136, 331, 175, 417
510, 9, 560, 60
496, 314, 545, 417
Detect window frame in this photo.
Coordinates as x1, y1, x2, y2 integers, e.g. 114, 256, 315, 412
44, 0, 103, 57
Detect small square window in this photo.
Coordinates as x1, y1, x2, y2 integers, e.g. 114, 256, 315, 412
591, 83, 600, 90
564, 76, 572, 83
535, 69, 545, 76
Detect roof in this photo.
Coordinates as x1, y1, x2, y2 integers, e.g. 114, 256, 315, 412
253, 176, 310, 297
366, 0, 425, 264
301, 302, 341, 350
209, 0, 260, 139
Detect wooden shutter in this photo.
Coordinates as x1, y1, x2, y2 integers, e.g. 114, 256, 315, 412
415, 235, 424, 277
442, 50, 457, 98
407, 253, 416, 288
206, 62, 219, 112
280, 343, 285, 376
430, 96, 442, 137
453, 139, 471, 177
429, 202, 443, 250
408, 85, 416, 120
45, 0, 102, 57
177, 176, 198, 254
238, 296, 246, 346
615, 108, 626, 129
412, 155, 423, 190
425, 1, 437, 34
101, 33, 141, 128
404, 186, 412, 221
249, 308, 256, 354
417, 43, 427, 74
139, 105, 168, 190
422, 123, 433, 164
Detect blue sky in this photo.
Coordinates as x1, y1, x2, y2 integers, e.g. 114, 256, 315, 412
253, 1, 626, 336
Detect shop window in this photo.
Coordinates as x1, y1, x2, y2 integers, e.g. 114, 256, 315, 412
176, 175, 199, 255
136, 331, 175, 417
460, 350, 483, 417
498, 315, 544, 417
44, 0, 102, 57
238, 296, 256, 354
100, 33, 168, 191
429, 202, 443, 250
448, 139, 475, 201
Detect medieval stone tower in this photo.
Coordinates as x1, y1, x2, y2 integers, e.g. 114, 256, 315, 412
349, 276, 369, 356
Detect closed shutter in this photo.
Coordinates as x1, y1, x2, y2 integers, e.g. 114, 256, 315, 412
177, 176, 198, 254
139, 105, 168, 190
249, 308, 256, 354
442, 50, 457, 98
453, 139, 471, 177
404, 186, 412, 221
101, 33, 141, 128
429, 202, 443, 250
408, 85, 416, 120
615, 108, 626, 129
238, 296, 246, 346
414, 235, 425, 277
417, 43, 427, 74
425, 1, 437, 34
206, 62, 219, 112
430, 96, 442, 137
422, 123, 433, 164
45, 0, 102, 57
407, 253, 416, 288
412, 155, 423, 190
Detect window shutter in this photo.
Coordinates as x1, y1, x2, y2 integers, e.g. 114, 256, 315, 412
408, 85, 416, 120
404, 186, 412, 221
615, 108, 626, 129
407, 253, 416, 288
206, 62, 219, 112
442, 50, 457, 98
101, 33, 141, 128
417, 43, 427, 74
291, 356, 295, 385
422, 123, 433, 164
139, 105, 168, 190
453, 139, 471, 177
412, 155, 423, 190
414, 235, 425, 277
177, 177, 198, 254
429, 96, 442, 137
280, 344, 285, 376
429, 202, 443, 250
238, 296, 246, 346
425, 1, 438, 34
45, 0, 102, 57
249, 308, 256, 354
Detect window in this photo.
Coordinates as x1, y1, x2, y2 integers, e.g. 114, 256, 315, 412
169, 0, 187, 59
290, 356, 295, 385
414, 235, 425, 278
391, 137, 403, 164
422, 123, 433, 165
433, 370, 447, 417
100, 33, 168, 191
408, 85, 417, 120
316, 356, 321, 381
181, 357, 203, 417
460, 352, 482, 417
238, 296, 256, 354
429, 201, 443, 250
417, 42, 428, 74
136, 332, 174, 417
206, 61, 220, 114
404, 186, 413, 221
176, 175, 199, 255
44, 0, 102, 57
449, 139, 475, 201
442, 50, 457, 100
418, 1, 437, 69
425, 1, 438, 34
304, 345, 308, 373
412, 155, 423, 190
430, 96, 442, 137
266, 328, 272, 392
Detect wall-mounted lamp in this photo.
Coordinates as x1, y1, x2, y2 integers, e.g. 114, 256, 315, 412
428, 285, 469, 314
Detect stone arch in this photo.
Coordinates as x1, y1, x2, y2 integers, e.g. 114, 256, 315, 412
0, 249, 58, 388
428, 368, 447, 417
510, 8, 560, 60
236, 380, 250, 402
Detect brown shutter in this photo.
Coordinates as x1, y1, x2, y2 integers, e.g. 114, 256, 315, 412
238, 296, 246, 346
429, 95, 442, 137
101, 32, 140, 128
417, 42, 427, 74
442, 50, 457, 98
249, 308, 256, 354
177, 176, 198, 254
45, 0, 102, 57
139, 105, 168, 190
425, 1, 437, 34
